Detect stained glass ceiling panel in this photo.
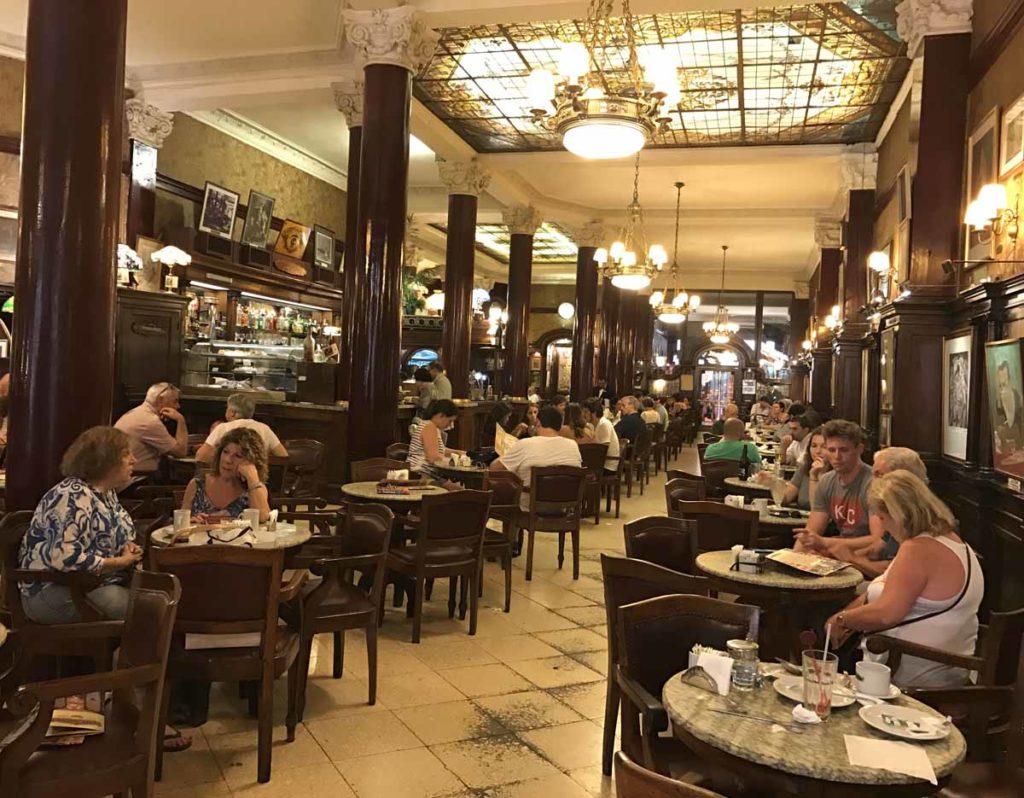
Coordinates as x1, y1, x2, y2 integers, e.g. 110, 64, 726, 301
414, 2, 907, 153
431, 222, 579, 263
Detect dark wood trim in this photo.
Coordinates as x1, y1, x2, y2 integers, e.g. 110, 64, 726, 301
970, 0, 1024, 88
0, 135, 19, 155
182, 249, 343, 306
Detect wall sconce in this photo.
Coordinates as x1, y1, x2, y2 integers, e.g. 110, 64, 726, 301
557, 302, 575, 320
801, 339, 812, 351
964, 181, 1020, 245
868, 250, 891, 274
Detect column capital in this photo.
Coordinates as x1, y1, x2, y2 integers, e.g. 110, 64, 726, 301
343, 7, 438, 73
502, 205, 543, 236
814, 216, 843, 249
793, 281, 810, 299
896, 0, 973, 57
571, 220, 606, 248
840, 146, 878, 193
125, 98, 174, 149
436, 157, 491, 197
332, 79, 365, 128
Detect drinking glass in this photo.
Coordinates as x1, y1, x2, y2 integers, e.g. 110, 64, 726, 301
802, 649, 839, 720
727, 639, 759, 691
770, 477, 787, 506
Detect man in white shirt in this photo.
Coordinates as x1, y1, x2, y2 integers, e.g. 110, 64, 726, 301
195, 393, 289, 464
428, 360, 453, 401
491, 405, 582, 509
780, 413, 813, 465
584, 398, 620, 473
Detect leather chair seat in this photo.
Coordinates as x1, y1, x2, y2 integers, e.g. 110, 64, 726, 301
938, 764, 1023, 798
169, 626, 300, 680
389, 544, 474, 565
300, 579, 376, 617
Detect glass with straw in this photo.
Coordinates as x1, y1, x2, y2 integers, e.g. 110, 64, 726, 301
802, 623, 837, 720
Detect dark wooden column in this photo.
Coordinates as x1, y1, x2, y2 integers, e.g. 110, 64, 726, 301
124, 99, 173, 246
342, 8, 435, 463
439, 160, 489, 399
598, 277, 620, 392
570, 223, 603, 401
333, 79, 363, 402
8, 0, 127, 510
618, 292, 639, 395
810, 347, 833, 416
503, 206, 542, 397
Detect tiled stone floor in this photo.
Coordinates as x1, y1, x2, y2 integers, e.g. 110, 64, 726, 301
157, 451, 692, 797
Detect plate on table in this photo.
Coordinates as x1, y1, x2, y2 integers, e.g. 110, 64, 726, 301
773, 674, 856, 707
858, 703, 950, 740
853, 683, 902, 701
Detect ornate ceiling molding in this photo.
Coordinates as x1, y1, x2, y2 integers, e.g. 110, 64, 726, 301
187, 109, 347, 191
839, 146, 878, 193
125, 98, 174, 149
343, 7, 438, 73
896, 0, 973, 57
502, 205, 544, 236
571, 220, 607, 248
436, 157, 491, 197
814, 217, 843, 249
331, 79, 365, 129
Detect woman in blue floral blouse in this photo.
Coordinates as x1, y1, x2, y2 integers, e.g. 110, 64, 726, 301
19, 426, 143, 624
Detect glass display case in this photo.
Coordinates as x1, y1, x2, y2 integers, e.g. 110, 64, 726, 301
183, 341, 304, 394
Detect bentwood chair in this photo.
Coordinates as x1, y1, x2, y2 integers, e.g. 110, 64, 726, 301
385, 443, 410, 461
648, 423, 668, 474
615, 752, 727, 798
480, 472, 523, 612
664, 475, 707, 512
616, 594, 759, 780
386, 490, 491, 643
521, 466, 588, 581
664, 417, 685, 462
600, 555, 709, 777
699, 458, 740, 499
0, 571, 181, 798
350, 458, 411, 482
579, 442, 609, 524
151, 546, 305, 784
673, 500, 760, 555
280, 438, 325, 497
600, 452, 625, 519
623, 516, 699, 576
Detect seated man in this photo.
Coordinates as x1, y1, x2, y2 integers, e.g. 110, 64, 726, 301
195, 392, 289, 465
704, 417, 761, 465
490, 405, 582, 509
114, 382, 189, 474
614, 396, 646, 443
749, 396, 771, 426
710, 402, 739, 436
779, 412, 813, 465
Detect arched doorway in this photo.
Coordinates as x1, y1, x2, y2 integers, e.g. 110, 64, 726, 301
693, 342, 749, 425
533, 330, 573, 396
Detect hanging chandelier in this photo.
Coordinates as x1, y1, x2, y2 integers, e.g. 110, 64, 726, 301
594, 153, 667, 291
525, 0, 679, 159
649, 181, 700, 324
703, 245, 739, 344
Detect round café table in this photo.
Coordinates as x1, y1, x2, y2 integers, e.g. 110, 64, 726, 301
429, 463, 488, 489
149, 522, 310, 550
340, 481, 449, 504
663, 676, 965, 797
696, 550, 863, 661
724, 476, 771, 499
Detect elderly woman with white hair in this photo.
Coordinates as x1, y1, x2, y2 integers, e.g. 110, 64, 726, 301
195, 392, 289, 465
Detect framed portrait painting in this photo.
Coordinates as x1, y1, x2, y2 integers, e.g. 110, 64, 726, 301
985, 337, 1024, 479
312, 225, 336, 269
197, 181, 239, 240
942, 334, 971, 460
1000, 91, 1024, 176
240, 190, 275, 249
965, 109, 999, 262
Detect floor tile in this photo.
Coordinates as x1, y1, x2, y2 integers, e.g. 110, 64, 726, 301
431, 735, 560, 789
553, 606, 609, 627
376, 668, 467, 708
570, 651, 608, 676
549, 681, 609, 720
229, 763, 356, 797
521, 720, 605, 771
513, 581, 595, 610
475, 689, 584, 731
568, 765, 616, 798
155, 734, 226, 789
306, 710, 423, 760
509, 604, 580, 633
336, 747, 466, 797
396, 700, 507, 745
482, 771, 594, 798
410, 638, 498, 670
473, 634, 563, 662
507, 656, 604, 689
154, 780, 232, 798
208, 725, 329, 789
299, 674, 388, 720
534, 628, 607, 655
438, 662, 533, 697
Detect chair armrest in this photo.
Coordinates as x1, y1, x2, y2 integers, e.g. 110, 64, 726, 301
16, 619, 125, 642
14, 662, 164, 703
310, 553, 382, 577
278, 569, 309, 604
614, 665, 668, 733
10, 569, 103, 590
905, 684, 1013, 709
864, 634, 984, 673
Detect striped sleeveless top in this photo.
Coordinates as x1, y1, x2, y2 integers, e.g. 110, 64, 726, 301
408, 419, 445, 471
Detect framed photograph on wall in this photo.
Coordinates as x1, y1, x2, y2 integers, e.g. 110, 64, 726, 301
240, 190, 275, 249
312, 225, 336, 268
985, 337, 1024, 479
197, 181, 239, 240
942, 333, 971, 460
273, 219, 311, 259
1000, 92, 1024, 176
965, 108, 999, 262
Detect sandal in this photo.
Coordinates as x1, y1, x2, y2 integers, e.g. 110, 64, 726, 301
163, 727, 193, 753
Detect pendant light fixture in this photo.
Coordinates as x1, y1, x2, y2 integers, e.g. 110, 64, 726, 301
649, 181, 701, 324
702, 245, 739, 344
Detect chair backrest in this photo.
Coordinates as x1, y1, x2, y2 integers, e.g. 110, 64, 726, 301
666, 469, 700, 482
623, 516, 699, 575
703, 433, 722, 443
0, 512, 33, 627
601, 553, 709, 665
664, 476, 706, 511
187, 433, 207, 454
529, 466, 587, 530
614, 751, 726, 798
579, 442, 609, 474
351, 457, 408, 482
277, 510, 339, 538
980, 607, 1024, 687
385, 442, 410, 461
411, 490, 492, 567
701, 458, 741, 497
674, 500, 760, 553
648, 424, 665, 445
696, 442, 709, 463
482, 470, 523, 513
281, 439, 325, 474
617, 593, 759, 700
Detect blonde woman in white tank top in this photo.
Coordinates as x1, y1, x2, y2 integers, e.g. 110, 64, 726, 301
826, 469, 983, 689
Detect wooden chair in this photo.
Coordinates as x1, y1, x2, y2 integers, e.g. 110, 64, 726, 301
271, 496, 328, 514
614, 751, 727, 798
281, 503, 394, 721
280, 438, 325, 497
521, 465, 588, 581
150, 546, 305, 784
480, 472, 523, 613
664, 475, 707, 513
699, 458, 740, 499
673, 500, 760, 555
600, 554, 709, 776
696, 442, 709, 464
648, 423, 668, 474
616, 594, 759, 778
385, 442, 409, 461
623, 516, 699, 576
186, 432, 207, 454
350, 457, 410, 482
386, 490, 491, 643
621, 438, 649, 498
664, 417, 685, 462
579, 442, 609, 524
600, 452, 625, 519
0, 571, 181, 798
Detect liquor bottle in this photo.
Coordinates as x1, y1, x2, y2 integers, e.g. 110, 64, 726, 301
738, 442, 750, 481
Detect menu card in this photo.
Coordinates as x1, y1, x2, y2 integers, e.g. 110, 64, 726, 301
767, 549, 852, 577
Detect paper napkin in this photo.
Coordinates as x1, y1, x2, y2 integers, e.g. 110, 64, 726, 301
696, 651, 734, 696
844, 734, 937, 785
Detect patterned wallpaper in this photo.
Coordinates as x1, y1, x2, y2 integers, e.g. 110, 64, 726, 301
158, 113, 347, 237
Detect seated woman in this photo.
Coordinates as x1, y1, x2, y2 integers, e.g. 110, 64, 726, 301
181, 427, 271, 523
518, 402, 541, 439
408, 399, 465, 471
639, 398, 660, 424
826, 470, 983, 689
758, 426, 826, 510
482, 402, 528, 447
560, 402, 593, 443
19, 426, 142, 624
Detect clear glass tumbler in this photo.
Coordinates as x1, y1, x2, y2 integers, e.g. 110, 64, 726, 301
727, 639, 759, 691
802, 649, 839, 719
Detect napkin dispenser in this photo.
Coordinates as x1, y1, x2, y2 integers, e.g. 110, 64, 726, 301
731, 546, 767, 574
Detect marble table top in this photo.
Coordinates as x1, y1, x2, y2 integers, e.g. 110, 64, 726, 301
663, 677, 965, 787
150, 522, 309, 550
432, 463, 487, 474
725, 477, 771, 493
696, 550, 864, 592
756, 508, 811, 528
341, 481, 448, 502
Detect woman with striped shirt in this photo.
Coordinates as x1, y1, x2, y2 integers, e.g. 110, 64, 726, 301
408, 399, 464, 471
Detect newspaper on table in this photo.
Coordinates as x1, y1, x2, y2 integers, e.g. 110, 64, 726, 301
767, 549, 852, 577
495, 425, 517, 457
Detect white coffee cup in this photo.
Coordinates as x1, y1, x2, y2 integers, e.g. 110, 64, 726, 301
724, 495, 745, 509
241, 508, 262, 531
173, 509, 191, 532
856, 661, 891, 696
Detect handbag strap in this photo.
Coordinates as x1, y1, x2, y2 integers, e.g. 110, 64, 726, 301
876, 542, 972, 634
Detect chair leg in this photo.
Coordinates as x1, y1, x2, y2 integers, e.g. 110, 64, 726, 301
525, 530, 536, 581
257, 671, 274, 783
468, 571, 479, 636
478, 556, 485, 597
448, 578, 457, 618
602, 674, 621, 776
154, 676, 173, 782
286, 653, 299, 743
605, 484, 611, 513
571, 528, 580, 580
297, 637, 314, 722
557, 532, 565, 570
425, 577, 434, 601
365, 622, 378, 705
411, 578, 425, 644
333, 630, 345, 678
502, 552, 512, 613
458, 576, 468, 620
614, 484, 621, 519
